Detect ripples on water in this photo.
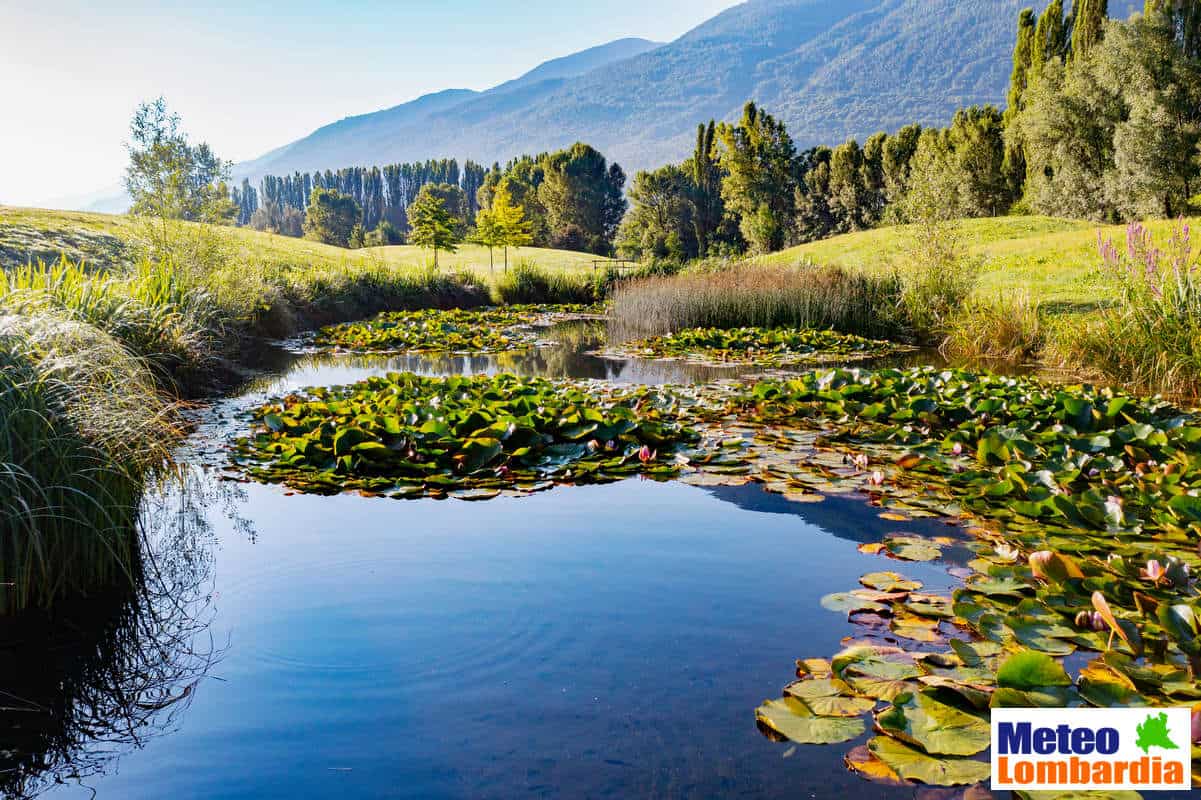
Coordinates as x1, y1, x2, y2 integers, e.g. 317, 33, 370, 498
0, 321, 1104, 800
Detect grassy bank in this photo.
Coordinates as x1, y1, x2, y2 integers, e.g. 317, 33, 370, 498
757, 215, 1201, 312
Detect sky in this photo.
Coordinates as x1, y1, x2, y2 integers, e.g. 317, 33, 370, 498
0, 0, 739, 206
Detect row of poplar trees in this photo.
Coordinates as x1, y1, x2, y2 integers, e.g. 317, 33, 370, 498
234, 143, 627, 256
621, 0, 1201, 260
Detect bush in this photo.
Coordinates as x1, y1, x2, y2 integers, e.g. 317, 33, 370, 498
492, 261, 598, 305
942, 291, 1044, 361
608, 263, 906, 339
1059, 221, 1201, 397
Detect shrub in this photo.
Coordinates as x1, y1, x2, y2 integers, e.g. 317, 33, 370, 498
492, 261, 598, 305
1060, 221, 1201, 397
608, 263, 906, 339
942, 291, 1044, 361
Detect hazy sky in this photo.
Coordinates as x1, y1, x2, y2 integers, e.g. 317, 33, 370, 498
1, 0, 739, 206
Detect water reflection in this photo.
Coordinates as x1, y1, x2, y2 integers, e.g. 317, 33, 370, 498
0, 470, 238, 798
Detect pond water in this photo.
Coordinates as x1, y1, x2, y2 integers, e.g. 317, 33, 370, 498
2, 323, 1176, 799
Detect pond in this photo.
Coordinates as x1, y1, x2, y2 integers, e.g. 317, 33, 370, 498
2, 322, 1193, 799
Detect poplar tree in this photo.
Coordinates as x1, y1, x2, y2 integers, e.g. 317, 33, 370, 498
1070, 0, 1109, 61
1146, 0, 1201, 59
1031, 0, 1069, 73
688, 121, 723, 257
1004, 9, 1038, 196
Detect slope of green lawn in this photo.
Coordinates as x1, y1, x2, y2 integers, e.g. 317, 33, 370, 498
755, 215, 1199, 312
0, 205, 611, 276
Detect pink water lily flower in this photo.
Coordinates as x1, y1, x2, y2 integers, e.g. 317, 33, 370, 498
1075, 610, 1107, 632
868, 470, 885, 486
1029, 551, 1054, 581
1192, 708, 1201, 744
852, 453, 870, 470
1140, 559, 1167, 584
586, 439, 601, 453
952, 442, 964, 456
638, 445, 657, 463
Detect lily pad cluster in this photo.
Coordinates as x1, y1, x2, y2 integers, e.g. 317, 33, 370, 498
230, 373, 697, 499
737, 367, 1201, 789
605, 326, 909, 368
313, 305, 596, 353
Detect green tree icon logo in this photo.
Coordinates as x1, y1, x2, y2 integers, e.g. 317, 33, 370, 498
1135, 712, 1180, 754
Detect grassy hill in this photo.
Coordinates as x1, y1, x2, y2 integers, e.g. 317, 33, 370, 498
0, 206, 608, 277
755, 215, 1199, 312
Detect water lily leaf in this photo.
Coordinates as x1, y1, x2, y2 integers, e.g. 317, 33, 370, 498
868, 736, 991, 786
785, 679, 877, 717
861, 572, 923, 592
883, 535, 943, 562
949, 640, 1004, 667
1077, 660, 1142, 708
996, 651, 1071, 690
876, 691, 991, 756
821, 593, 889, 616
796, 658, 832, 678
891, 613, 945, 644
844, 744, 906, 786
755, 697, 865, 745
1007, 618, 1077, 656
991, 686, 1082, 708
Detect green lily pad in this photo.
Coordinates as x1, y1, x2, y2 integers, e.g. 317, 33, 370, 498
996, 650, 1072, 690
860, 572, 923, 592
868, 735, 991, 786
755, 697, 865, 745
876, 691, 991, 756
785, 679, 877, 717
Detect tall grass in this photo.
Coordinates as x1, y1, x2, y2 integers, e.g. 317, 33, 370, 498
942, 292, 1045, 362
0, 313, 176, 612
0, 258, 221, 392
608, 263, 906, 339
1056, 221, 1201, 397
492, 260, 599, 305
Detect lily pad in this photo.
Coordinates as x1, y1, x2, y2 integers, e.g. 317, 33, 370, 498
868, 736, 991, 786
755, 697, 865, 745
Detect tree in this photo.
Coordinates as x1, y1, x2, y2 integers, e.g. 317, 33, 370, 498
303, 187, 361, 247
1004, 9, 1038, 195
946, 106, 1011, 216
472, 208, 505, 271
828, 138, 871, 231
689, 121, 724, 257
364, 220, 404, 247
407, 185, 461, 268
1070, 0, 1109, 61
881, 124, 923, 218
1031, 0, 1069, 74
620, 164, 697, 261
1145, 0, 1201, 59
492, 182, 532, 271
537, 143, 627, 254
717, 102, 799, 253
124, 97, 234, 224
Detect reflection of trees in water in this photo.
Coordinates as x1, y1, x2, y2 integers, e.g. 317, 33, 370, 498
0, 468, 249, 799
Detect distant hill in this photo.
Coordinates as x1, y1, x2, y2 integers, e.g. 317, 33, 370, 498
73, 0, 1145, 212
232, 0, 1143, 182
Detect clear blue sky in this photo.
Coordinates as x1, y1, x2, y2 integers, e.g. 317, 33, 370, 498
1, 0, 739, 206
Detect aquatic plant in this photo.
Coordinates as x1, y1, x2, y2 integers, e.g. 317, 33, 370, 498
605, 326, 909, 367
232, 373, 699, 499
313, 305, 598, 353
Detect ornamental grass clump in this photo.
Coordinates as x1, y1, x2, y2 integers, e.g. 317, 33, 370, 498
0, 313, 177, 611
1068, 221, 1201, 397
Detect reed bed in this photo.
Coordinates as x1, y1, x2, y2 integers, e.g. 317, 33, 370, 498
608, 263, 906, 339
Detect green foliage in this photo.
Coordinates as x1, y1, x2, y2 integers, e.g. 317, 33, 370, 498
1066, 221, 1201, 396
406, 186, 462, 267
303, 187, 362, 248
123, 97, 234, 225
611, 326, 908, 368
314, 306, 587, 353
492, 261, 598, 305
942, 291, 1045, 362
233, 373, 698, 498
718, 103, 798, 254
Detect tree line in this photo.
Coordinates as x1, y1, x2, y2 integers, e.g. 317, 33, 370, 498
621, 0, 1201, 259
227, 144, 626, 256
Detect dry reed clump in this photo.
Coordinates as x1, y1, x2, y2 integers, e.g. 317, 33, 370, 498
608, 263, 905, 339
941, 291, 1045, 362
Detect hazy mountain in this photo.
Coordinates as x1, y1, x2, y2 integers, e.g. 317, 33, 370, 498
72, 0, 1145, 212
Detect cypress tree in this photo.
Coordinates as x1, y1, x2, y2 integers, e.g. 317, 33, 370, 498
1006, 9, 1037, 116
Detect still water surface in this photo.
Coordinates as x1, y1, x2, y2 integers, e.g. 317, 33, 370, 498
3, 324, 1058, 798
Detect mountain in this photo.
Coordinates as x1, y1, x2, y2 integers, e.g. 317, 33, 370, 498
229, 0, 1139, 185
